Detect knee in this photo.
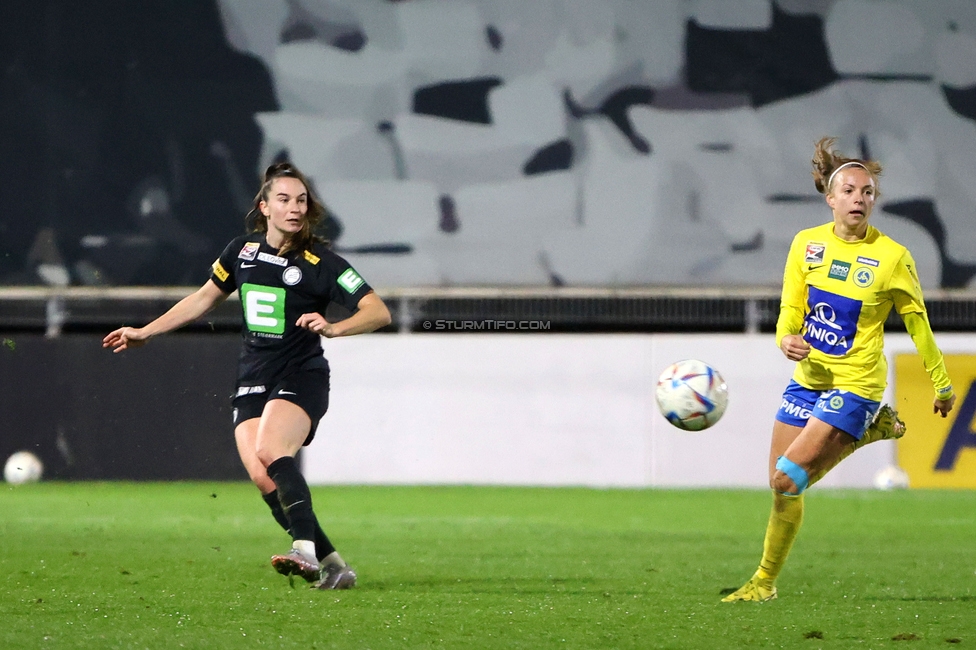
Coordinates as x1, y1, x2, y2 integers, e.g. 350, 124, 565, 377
241, 454, 276, 491
254, 444, 279, 469
772, 456, 808, 495
251, 472, 276, 494
254, 432, 285, 467
770, 471, 799, 494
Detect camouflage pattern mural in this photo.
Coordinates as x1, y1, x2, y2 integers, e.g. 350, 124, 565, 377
3, 0, 975, 288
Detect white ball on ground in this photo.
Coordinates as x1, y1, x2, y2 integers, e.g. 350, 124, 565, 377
4, 451, 43, 485
873, 465, 909, 490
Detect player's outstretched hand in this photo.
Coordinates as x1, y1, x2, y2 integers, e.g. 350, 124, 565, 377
102, 327, 149, 353
296, 312, 336, 338
780, 334, 811, 362
934, 394, 956, 418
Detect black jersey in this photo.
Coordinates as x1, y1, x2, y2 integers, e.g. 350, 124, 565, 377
210, 233, 373, 385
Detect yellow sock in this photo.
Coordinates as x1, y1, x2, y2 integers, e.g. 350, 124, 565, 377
807, 451, 847, 487
755, 491, 804, 583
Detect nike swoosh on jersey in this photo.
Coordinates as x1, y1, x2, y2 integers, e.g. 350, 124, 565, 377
241, 262, 256, 268
278, 390, 297, 396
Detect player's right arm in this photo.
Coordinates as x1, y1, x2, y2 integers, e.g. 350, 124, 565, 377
102, 280, 230, 353
776, 235, 811, 362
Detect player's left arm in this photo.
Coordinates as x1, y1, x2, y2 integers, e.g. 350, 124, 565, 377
902, 311, 955, 417
891, 251, 955, 417
296, 291, 392, 338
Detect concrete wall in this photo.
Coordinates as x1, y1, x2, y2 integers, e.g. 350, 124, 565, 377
0, 334, 244, 480
304, 332, 976, 488
5, 331, 968, 486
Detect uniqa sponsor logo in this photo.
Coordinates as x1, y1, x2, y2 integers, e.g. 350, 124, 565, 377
807, 302, 849, 348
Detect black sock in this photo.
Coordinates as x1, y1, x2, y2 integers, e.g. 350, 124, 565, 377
264, 484, 337, 560
262, 490, 291, 535
315, 523, 336, 561
266, 456, 316, 543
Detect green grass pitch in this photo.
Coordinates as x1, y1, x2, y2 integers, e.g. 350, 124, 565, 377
2, 483, 975, 649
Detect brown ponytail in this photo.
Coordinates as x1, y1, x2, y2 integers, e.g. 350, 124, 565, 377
811, 136, 883, 197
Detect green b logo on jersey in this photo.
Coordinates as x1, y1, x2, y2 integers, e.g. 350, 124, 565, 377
241, 283, 286, 334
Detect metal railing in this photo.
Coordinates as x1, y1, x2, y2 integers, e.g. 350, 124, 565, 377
2, 286, 975, 336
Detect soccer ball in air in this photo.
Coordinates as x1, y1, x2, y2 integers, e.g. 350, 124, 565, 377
873, 465, 909, 490
4, 451, 43, 485
656, 359, 729, 431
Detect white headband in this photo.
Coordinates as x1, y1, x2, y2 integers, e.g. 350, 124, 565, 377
826, 161, 867, 192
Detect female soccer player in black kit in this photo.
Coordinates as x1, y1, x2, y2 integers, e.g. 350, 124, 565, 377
104, 163, 391, 590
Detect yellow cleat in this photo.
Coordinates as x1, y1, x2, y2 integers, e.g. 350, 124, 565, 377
858, 404, 906, 449
721, 574, 778, 602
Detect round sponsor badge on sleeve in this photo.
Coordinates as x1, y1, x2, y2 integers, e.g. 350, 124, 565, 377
282, 266, 303, 286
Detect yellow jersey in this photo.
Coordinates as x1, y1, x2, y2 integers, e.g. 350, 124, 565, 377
776, 222, 951, 401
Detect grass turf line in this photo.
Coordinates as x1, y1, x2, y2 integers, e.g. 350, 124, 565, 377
1, 483, 975, 649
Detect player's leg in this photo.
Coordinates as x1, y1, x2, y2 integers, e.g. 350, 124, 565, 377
761, 390, 878, 592
772, 418, 854, 492
765, 419, 850, 569
726, 380, 863, 602
234, 416, 292, 534
807, 404, 905, 487
758, 421, 810, 591
723, 419, 804, 602
724, 418, 851, 603
725, 415, 857, 602
263, 371, 357, 589
237, 403, 348, 587
724, 381, 816, 602
233, 393, 299, 536
256, 399, 323, 582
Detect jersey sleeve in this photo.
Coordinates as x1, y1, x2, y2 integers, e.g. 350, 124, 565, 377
324, 252, 373, 312
889, 250, 925, 315
902, 311, 954, 400
775, 234, 807, 347
210, 239, 239, 293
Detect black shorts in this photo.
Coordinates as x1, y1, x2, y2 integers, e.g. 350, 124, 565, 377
231, 369, 330, 446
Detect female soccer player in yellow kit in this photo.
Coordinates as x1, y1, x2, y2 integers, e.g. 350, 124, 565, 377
722, 137, 957, 602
